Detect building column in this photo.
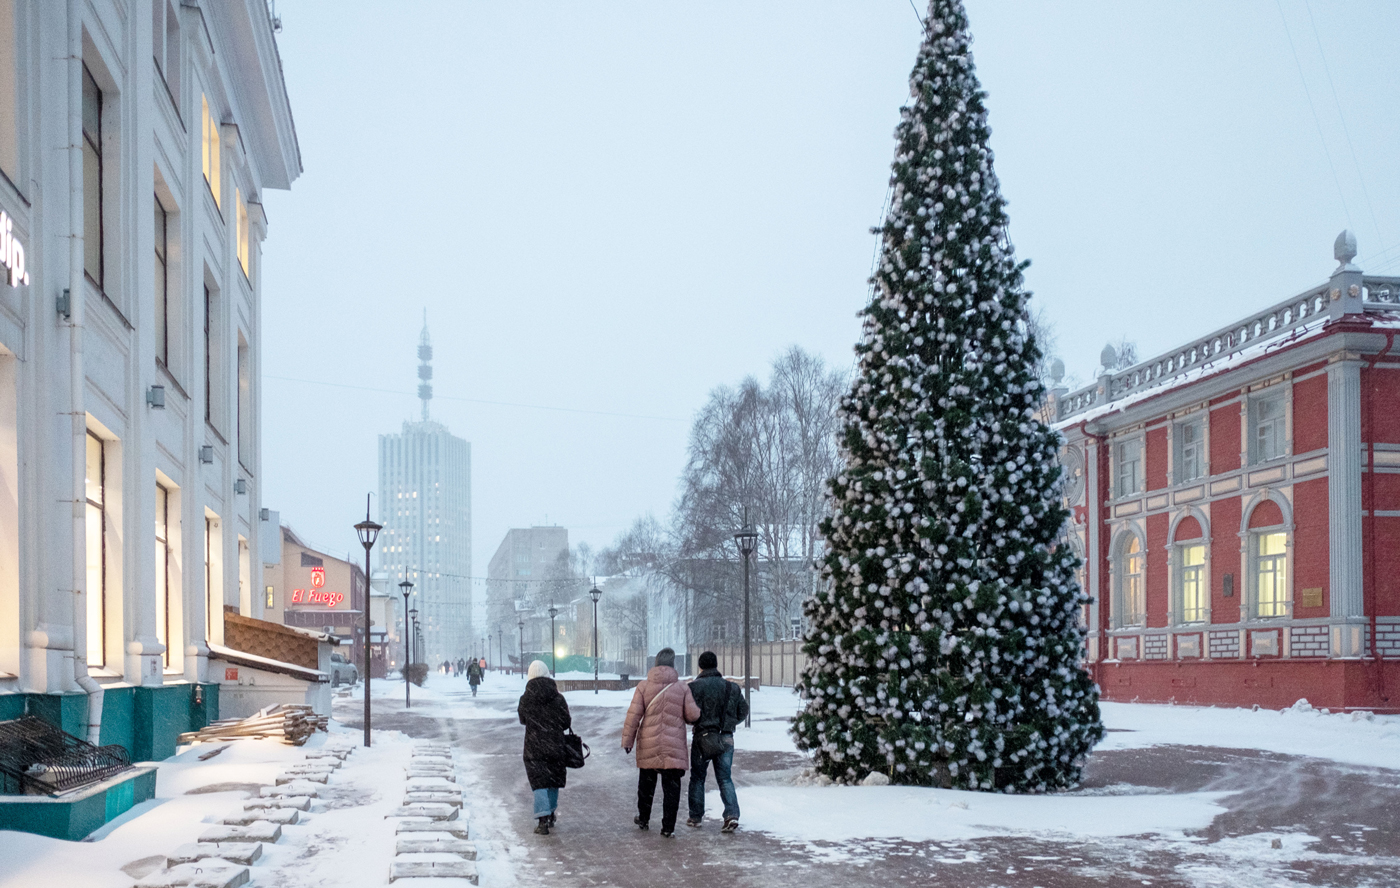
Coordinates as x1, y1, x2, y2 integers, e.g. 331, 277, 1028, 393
1327, 356, 1365, 656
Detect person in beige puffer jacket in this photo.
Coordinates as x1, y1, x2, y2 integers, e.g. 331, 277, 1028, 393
621, 648, 700, 837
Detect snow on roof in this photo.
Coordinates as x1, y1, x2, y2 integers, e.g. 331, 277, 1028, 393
208, 642, 328, 683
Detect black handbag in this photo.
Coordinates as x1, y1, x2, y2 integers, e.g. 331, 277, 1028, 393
695, 682, 733, 760
563, 728, 589, 769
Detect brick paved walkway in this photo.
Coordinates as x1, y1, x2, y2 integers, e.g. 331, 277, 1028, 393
339, 686, 1400, 887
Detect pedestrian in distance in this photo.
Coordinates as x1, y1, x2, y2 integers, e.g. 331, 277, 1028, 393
686, 651, 747, 833
518, 659, 571, 835
621, 647, 700, 838
468, 658, 483, 696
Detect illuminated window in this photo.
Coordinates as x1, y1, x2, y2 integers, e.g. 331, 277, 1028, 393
1253, 532, 1288, 618
1115, 535, 1144, 628
83, 65, 103, 286
201, 94, 220, 207
235, 188, 249, 277
1176, 543, 1206, 623
155, 483, 171, 665
0, 0, 17, 181
85, 432, 106, 667
155, 196, 169, 365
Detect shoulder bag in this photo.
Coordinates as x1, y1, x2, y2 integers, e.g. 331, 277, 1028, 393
563, 727, 589, 769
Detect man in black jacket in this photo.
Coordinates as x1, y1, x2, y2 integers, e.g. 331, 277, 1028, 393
685, 651, 747, 832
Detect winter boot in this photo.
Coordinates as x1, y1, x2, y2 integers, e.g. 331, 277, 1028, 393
685, 818, 702, 828
633, 815, 649, 830
722, 818, 738, 833
534, 817, 550, 835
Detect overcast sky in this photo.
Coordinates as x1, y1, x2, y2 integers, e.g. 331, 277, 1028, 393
258, 1, 1400, 631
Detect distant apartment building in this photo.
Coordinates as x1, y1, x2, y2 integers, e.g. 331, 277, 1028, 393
378, 322, 472, 664
486, 526, 569, 645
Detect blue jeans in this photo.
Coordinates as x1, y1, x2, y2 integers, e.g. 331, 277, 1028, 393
688, 735, 739, 821
532, 787, 558, 818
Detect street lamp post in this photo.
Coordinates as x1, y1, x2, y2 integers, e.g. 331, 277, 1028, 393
734, 518, 759, 729
548, 604, 559, 676
487, 634, 492, 672
518, 618, 525, 678
588, 582, 602, 694
354, 499, 383, 748
399, 580, 414, 708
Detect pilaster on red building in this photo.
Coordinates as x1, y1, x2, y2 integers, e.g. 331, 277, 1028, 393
1051, 232, 1400, 712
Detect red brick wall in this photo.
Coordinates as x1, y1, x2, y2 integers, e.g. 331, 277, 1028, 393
1362, 367, 1400, 444
1146, 426, 1169, 492
1293, 478, 1329, 619
1210, 400, 1240, 474
1211, 496, 1241, 623
1146, 512, 1169, 627
1377, 517, 1400, 617
1293, 374, 1328, 453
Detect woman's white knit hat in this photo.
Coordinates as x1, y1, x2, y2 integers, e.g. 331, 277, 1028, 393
527, 660, 550, 680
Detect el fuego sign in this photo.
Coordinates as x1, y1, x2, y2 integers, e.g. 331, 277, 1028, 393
0, 211, 27, 287
292, 567, 344, 607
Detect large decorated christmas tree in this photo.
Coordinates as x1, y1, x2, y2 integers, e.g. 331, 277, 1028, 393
791, 0, 1103, 792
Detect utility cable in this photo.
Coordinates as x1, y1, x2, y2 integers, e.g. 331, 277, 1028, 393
1274, 0, 1353, 231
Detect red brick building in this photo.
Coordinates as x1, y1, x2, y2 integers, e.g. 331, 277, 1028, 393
1051, 233, 1400, 712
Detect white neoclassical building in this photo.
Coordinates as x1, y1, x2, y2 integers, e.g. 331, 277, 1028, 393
0, 0, 299, 760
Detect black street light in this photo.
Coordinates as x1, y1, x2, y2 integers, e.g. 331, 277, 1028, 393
399, 579, 414, 709
487, 634, 492, 673
354, 499, 383, 748
588, 582, 603, 694
518, 618, 525, 678
734, 516, 759, 729
548, 603, 560, 676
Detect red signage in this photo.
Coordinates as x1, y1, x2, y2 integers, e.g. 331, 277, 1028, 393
290, 588, 345, 608
310, 566, 326, 588
225, 667, 238, 681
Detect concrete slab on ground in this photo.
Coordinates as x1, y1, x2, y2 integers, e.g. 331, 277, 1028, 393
395, 836, 476, 859
262, 781, 321, 796
388, 803, 458, 821
197, 823, 282, 844
243, 796, 311, 811
133, 861, 249, 888
389, 859, 478, 884
166, 843, 263, 866
405, 778, 457, 792
276, 771, 328, 784
221, 807, 299, 826
403, 791, 461, 806
396, 821, 469, 839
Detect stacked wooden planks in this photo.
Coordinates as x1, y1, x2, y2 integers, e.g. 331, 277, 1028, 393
178, 704, 328, 746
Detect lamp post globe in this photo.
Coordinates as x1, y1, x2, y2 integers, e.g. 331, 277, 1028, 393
353, 503, 383, 748
734, 519, 758, 729
588, 583, 602, 694
399, 579, 414, 708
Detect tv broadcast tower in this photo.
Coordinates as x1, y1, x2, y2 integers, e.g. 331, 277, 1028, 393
418, 313, 433, 421
378, 313, 473, 664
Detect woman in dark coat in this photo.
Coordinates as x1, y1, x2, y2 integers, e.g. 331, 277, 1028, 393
518, 659, 571, 835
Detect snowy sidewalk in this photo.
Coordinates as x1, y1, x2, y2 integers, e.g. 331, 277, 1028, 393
0, 713, 481, 888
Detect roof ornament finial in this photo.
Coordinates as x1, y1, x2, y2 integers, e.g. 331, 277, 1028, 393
417, 309, 433, 422
1099, 343, 1117, 373
1334, 230, 1359, 271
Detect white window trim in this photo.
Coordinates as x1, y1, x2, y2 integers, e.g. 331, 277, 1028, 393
1171, 413, 1208, 485
1112, 433, 1146, 501
1246, 385, 1291, 466
1109, 526, 1147, 630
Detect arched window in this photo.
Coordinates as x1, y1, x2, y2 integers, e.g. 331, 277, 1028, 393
1247, 498, 1289, 618
1115, 534, 1145, 628
1172, 515, 1207, 624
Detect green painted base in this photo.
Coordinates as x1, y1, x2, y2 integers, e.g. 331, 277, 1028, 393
0, 681, 218, 762
0, 767, 157, 840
